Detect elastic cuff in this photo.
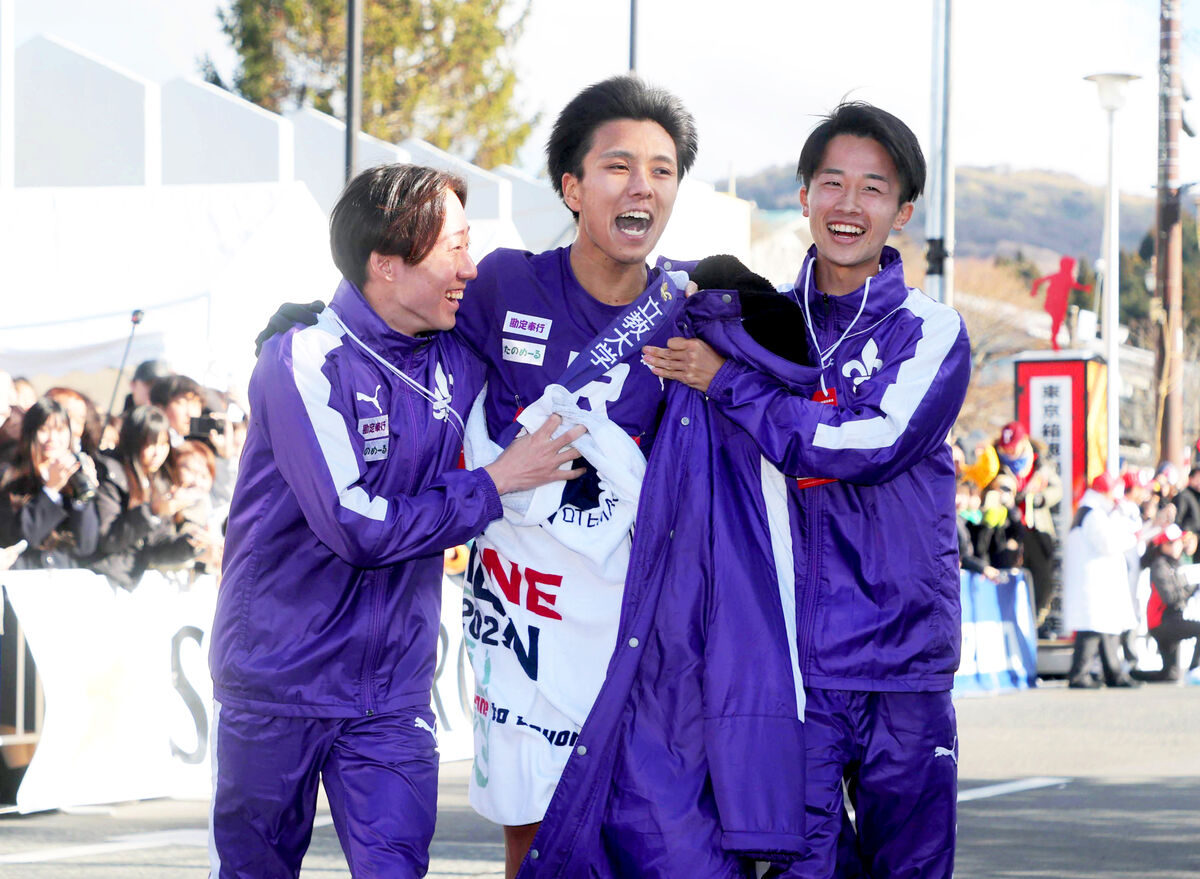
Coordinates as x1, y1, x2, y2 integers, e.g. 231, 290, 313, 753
705, 359, 746, 402
476, 468, 503, 522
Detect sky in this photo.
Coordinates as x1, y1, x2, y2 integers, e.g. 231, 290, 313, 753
11, 0, 1200, 197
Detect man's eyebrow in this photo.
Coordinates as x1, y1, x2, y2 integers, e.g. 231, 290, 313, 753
598, 148, 677, 166
818, 167, 890, 184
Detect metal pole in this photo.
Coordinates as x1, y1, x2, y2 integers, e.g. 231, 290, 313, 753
629, 0, 637, 74
925, 0, 954, 306
1156, 0, 1184, 470
1104, 105, 1121, 475
345, 0, 363, 185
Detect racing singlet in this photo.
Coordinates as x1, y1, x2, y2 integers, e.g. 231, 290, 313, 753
455, 247, 684, 824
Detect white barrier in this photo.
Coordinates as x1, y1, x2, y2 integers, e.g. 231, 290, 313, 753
1, 568, 474, 813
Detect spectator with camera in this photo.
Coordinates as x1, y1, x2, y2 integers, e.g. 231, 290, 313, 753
149, 374, 204, 447
0, 396, 100, 569
88, 405, 206, 590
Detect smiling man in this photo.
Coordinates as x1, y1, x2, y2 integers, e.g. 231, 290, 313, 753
644, 102, 972, 878
452, 75, 698, 877
208, 164, 584, 879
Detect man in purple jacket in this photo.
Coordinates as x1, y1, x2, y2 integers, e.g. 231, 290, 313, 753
208, 164, 584, 879
645, 102, 971, 878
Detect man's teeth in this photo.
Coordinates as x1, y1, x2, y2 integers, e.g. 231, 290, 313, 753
616, 210, 652, 235
446, 291, 463, 301
829, 223, 864, 235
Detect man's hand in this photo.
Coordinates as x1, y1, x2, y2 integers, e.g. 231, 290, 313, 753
642, 337, 726, 394
255, 301, 325, 356
484, 415, 588, 495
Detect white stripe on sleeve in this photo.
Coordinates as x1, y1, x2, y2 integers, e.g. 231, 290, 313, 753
813, 291, 961, 452
290, 315, 389, 523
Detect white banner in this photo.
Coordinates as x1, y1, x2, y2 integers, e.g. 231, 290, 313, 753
3, 568, 474, 813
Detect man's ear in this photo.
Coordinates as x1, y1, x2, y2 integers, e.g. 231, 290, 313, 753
562, 173, 582, 214
799, 186, 810, 217
367, 251, 394, 283
892, 201, 915, 232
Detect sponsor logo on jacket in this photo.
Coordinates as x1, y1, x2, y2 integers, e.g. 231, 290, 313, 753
502, 340, 546, 366
503, 311, 553, 340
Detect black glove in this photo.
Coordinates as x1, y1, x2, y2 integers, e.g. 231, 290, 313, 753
254, 301, 326, 357
689, 254, 776, 296
690, 255, 810, 366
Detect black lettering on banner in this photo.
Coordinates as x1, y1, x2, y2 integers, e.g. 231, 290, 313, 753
480, 615, 500, 646
170, 626, 208, 765
502, 619, 539, 680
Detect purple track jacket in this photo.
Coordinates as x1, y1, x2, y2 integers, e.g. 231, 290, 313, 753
210, 279, 501, 718
518, 288, 813, 878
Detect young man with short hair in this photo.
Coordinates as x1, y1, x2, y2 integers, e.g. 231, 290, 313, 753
645, 101, 972, 878
454, 74, 700, 876
208, 164, 583, 879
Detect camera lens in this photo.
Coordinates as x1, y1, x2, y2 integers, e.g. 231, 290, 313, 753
68, 453, 99, 503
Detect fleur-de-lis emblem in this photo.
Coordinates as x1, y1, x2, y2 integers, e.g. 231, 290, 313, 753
842, 338, 883, 391
432, 363, 454, 421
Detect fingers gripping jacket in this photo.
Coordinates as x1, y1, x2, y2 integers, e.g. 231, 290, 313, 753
255, 301, 326, 356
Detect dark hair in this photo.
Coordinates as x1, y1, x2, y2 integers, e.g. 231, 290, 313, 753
329, 164, 468, 290
114, 405, 171, 505
3, 398, 80, 551
149, 374, 203, 408
10, 397, 71, 486
547, 75, 698, 219
46, 386, 102, 457
132, 359, 172, 385
796, 101, 926, 206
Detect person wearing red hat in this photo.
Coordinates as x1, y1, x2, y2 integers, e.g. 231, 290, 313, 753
993, 420, 1063, 622
1142, 524, 1200, 681
1061, 473, 1143, 688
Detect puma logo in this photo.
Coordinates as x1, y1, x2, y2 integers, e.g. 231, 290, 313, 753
356, 384, 383, 414
414, 716, 437, 739
933, 736, 958, 764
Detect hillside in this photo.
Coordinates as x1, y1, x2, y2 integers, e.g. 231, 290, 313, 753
728, 164, 1161, 265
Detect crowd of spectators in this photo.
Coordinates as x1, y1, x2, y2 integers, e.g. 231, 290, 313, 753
0, 361, 242, 589
955, 420, 1200, 685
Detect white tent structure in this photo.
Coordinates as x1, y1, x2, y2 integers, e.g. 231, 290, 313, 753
0, 182, 338, 393
0, 33, 759, 399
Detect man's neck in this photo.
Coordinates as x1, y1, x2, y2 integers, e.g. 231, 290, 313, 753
569, 244, 648, 306
813, 257, 880, 298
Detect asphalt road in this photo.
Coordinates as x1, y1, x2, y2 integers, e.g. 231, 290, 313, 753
1, 680, 1197, 878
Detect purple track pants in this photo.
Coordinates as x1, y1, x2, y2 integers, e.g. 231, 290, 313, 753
209, 702, 439, 878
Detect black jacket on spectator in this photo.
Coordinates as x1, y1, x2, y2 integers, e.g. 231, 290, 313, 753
957, 517, 988, 576
88, 455, 197, 590
1175, 486, 1200, 535
0, 473, 99, 569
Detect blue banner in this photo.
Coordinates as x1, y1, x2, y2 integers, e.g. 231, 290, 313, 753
954, 569, 1039, 696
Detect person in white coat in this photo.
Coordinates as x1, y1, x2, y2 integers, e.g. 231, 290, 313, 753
1062, 472, 1143, 688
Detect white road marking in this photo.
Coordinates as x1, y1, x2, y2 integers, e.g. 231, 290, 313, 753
957, 776, 1071, 802
0, 817, 336, 863
0, 780, 1072, 864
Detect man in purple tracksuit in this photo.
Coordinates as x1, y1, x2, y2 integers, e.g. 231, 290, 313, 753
646, 102, 971, 878
208, 164, 584, 879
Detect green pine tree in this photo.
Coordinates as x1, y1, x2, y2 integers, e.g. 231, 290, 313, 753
208, 0, 534, 168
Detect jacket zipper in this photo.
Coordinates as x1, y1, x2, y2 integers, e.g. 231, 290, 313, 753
798, 484, 823, 671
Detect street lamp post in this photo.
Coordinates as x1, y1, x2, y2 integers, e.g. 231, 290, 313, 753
1085, 72, 1139, 475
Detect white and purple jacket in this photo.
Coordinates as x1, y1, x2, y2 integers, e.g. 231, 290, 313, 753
707, 245, 971, 691
210, 279, 501, 718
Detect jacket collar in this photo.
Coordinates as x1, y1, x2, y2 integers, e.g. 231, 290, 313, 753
794, 245, 910, 332
328, 278, 432, 364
